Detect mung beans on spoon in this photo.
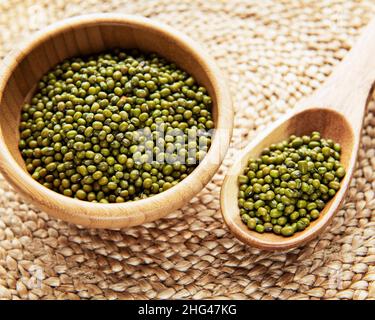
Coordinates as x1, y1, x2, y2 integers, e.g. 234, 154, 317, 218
221, 17, 375, 251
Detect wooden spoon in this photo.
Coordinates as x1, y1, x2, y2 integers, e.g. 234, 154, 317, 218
221, 17, 375, 251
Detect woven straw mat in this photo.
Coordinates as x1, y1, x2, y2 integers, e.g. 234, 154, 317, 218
0, 0, 374, 300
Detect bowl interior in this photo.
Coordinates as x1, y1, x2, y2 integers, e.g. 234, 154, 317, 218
221, 108, 355, 250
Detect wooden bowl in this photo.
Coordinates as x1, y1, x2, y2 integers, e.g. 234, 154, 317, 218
0, 14, 233, 228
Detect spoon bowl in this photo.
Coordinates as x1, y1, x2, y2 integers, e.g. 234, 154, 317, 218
221, 17, 375, 251
221, 108, 355, 251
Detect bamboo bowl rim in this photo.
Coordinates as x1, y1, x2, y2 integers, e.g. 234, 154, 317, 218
0, 14, 233, 228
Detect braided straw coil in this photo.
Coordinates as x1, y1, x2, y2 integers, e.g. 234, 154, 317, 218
0, 0, 374, 300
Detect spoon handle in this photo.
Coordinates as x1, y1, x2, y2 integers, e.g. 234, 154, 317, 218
300, 17, 375, 134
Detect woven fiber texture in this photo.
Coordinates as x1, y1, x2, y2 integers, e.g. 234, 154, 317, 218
0, 0, 374, 300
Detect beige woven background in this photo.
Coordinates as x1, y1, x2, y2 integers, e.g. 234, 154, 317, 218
0, 0, 374, 300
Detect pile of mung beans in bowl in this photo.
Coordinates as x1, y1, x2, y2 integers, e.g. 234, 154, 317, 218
19, 49, 215, 203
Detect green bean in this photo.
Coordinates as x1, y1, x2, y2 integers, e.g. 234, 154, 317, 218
238, 132, 346, 236
19, 49, 213, 203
